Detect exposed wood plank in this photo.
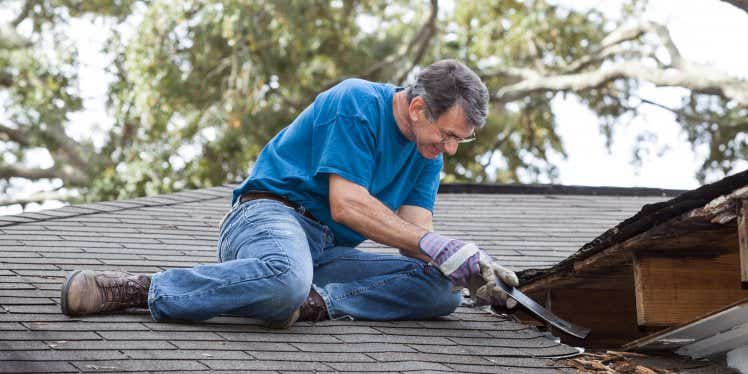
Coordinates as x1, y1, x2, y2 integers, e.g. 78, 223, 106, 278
739, 200, 748, 287
633, 250, 748, 327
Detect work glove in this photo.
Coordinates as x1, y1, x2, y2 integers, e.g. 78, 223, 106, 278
419, 232, 519, 307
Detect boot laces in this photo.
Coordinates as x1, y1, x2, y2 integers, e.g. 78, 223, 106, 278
100, 274, 147, 308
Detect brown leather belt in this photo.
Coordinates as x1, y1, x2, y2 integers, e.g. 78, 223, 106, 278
239, 191, 318, 222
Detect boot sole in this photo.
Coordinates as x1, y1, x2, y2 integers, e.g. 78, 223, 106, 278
60, 269, 83, 316
264, 308, 300, 330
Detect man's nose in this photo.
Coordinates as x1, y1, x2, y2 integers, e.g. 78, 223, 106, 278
443, 141, 458, 156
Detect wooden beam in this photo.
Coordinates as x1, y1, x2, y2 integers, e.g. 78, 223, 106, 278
633, 250, 748, 327
740, 200, 748, 287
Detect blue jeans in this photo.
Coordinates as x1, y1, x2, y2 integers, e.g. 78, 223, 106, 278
147, 199, 462, 324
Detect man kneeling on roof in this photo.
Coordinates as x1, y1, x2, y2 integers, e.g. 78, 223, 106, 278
60, 59, 519, 328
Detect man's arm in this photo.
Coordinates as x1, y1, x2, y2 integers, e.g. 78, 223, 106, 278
328, 174, 431, 262
396, 205, 434, 262
396, 204, 434, 232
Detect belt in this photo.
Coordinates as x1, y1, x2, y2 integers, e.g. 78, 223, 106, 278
239, 191, 318, 222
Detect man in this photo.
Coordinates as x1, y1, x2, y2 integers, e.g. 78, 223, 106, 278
61, 59, 518, 328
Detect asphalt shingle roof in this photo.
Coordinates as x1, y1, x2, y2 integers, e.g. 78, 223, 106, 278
0, 184, 675, 373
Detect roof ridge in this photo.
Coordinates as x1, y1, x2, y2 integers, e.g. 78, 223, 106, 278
0, 185, 233, 228
438, 183, 686, 197
0, 180, 686, 227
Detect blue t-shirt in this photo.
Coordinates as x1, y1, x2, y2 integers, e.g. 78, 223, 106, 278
232, 78, 442, 247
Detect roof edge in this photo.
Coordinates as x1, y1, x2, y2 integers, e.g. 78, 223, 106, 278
518, 168, 748, 283
0, 185, 233, 228
438, 183, 686, 197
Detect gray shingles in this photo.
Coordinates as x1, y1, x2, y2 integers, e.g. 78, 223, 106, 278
44, 340, 176, 350
0, 185, 673, 372
0, 297, 56, 305
368, 352, 494, 365
0, 331, 100, 340
335, 334, 455, 345
98, 331, 225, 341
201, 360, 332, 371
23, 321, 150, 331
123, 349, 251, 360
446, 358, 560, 372
217, 331, 340, 344
372, 327, 493, 338
71, 359, 210, 372
326, 361, 452, 372
249, 351, 375, 362
0, 349, 128, 361
0, 340, 51, 350
0, 360, 78, 373
171, 340, 298, 351
291, 342, 417, 353
0, 322, 27, 330
408, 344, 529, 357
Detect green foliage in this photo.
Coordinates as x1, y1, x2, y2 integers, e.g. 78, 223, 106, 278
1, 0, 745, 204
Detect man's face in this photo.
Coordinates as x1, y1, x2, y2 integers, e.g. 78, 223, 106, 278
409, 98, 475, 160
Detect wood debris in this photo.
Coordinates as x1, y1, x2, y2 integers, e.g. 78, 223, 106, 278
558, 351, 676, 374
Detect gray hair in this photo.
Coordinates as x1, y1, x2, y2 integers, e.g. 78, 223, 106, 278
406, 59, 489, 129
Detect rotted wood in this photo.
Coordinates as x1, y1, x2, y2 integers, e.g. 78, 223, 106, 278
519, 180, 748, 287
517, 267, 647, 347
519, 267, 650, 348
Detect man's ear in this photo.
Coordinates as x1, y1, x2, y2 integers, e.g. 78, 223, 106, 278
408, 96, 425, 121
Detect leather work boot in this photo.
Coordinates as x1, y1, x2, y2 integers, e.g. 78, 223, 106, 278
61, 270, 151, 316
298, 287, 328, 322
264, 288, 328, 329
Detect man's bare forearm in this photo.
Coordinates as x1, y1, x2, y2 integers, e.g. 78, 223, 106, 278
334, 193, 431, 262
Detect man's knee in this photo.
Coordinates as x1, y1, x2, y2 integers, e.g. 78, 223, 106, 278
270, 269, 312, 314
434, 288, 462, 316
420, 268, 463, 316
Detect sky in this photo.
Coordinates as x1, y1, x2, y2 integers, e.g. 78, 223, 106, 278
547, 0, 748, 189
1, 0, 747, 215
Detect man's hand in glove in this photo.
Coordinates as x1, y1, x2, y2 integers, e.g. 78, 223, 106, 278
419, 232, 519, 307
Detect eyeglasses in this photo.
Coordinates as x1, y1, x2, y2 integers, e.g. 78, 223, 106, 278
440, 132, 476, 144
427, 120, 476, 144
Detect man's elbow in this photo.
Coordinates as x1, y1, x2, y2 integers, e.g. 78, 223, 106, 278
329, 199, 349, 223
329, 195, 359, 224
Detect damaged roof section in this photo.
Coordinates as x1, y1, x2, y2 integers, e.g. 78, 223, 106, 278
517, 169, 748, 351
0, 183, 677, 373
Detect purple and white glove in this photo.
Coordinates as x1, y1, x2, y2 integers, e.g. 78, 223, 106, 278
419, 232, 519, 307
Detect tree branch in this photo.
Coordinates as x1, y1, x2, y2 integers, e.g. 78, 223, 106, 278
359, 0, 438, 82
0, 123, 30, 146
0, 189, 79, 207
395, 0, 438, 84
0, 164, 64, 181
494, 61, 748, 108
0, 70, 13, 87
0, 22, 31, 49
11, 0, 33, 27
42, 124, 92, 176
1, 122, 94, 185
721, 0, 748, 15
564, 21, 681, 73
